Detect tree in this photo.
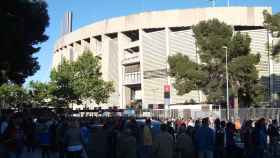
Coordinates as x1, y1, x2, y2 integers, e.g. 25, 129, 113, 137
73, 51, 115, 106
50, 59, 80, 107
50, 50, 115, 108
28, 81, 55, 107
168, 19, 264, 107
0, 83, 29, 108
263, 10, 280, 56
168, 53, 206, 96
0, 0, 49, 85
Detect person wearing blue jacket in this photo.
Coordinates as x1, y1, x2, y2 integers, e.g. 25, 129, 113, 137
195, 117, 215, 158
253, 118, 268, 158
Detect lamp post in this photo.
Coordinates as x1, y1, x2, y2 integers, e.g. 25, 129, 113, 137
223, 46, 230, 120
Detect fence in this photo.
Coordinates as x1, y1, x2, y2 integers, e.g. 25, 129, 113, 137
148, 108, 280, 122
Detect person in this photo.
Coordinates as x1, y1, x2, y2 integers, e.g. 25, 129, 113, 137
116, 127, 137, 158
80, 122, 89, 144
234, 119, 241, 131
140, 119, 153, 158
0, 116, 9, 158
253, 118, 268, 158
214, 119, 225, 158
0, 116, 9, 136
153, 123, 173, 158
13, 119, 24, 158
188, 118, 195, 127
64, 120, 84, 158
24, 118, 36, 153
49, 119, 58, 152
225, 122, 237, 158
267, 119, 279, 157
176, 123, 194, 158
37, 118, 51, 158
57, 119, 67, 158
167, 121, 175, 142
242, 120, 254, 158
195, 117, 214, 158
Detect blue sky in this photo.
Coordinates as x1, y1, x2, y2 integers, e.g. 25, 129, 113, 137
26, 0, 280, 83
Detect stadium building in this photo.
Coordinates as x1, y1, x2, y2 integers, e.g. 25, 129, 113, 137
53, 7, 280, 109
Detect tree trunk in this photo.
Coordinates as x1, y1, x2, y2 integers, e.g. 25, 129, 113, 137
232, 81, 240, 120
234, 94, 239, 120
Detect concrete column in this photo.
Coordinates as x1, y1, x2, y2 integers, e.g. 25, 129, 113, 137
68, 44, 74, 62
101, 35, 109, 81
165, 27, 171, 108
90, 37, 96, 55
118, 32, 125, 108
81, 39, 89, 52
74, 42, 82, 61
139, 29, 145, 109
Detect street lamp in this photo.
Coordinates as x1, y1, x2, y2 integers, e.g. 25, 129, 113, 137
223, 46, 230, 120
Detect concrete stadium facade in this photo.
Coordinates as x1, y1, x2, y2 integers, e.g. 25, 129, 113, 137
53, 7, 280, 109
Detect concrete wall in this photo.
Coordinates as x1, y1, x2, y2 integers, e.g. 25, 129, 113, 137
52, 7, 275, 109
142, 29, 168, 109
54, 7, 271, 52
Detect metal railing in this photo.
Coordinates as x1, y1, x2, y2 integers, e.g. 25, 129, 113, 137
123, 72, 141, 85
147, 108, 280, 122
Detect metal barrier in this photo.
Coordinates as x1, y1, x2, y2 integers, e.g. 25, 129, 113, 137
148, 108, 280, 122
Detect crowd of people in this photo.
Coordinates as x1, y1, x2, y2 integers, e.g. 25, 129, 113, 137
0, 111, 279, 158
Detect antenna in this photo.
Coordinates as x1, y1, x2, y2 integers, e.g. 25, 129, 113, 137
61, 11, 73, 36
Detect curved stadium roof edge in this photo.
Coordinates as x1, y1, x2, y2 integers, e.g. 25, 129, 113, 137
54, 6, 272, 51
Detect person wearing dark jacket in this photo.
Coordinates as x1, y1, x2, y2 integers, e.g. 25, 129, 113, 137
153, 123, 173, 158
268, 119, 279, 157
253, 118, 268, 158
195, 117, 214, 158
139, 119, 153, 158
176, 123, 194, 158
242, 120, 254, 158
116, 127, 137, 158
64, 120, 83, 158
225, 122, 237, 158
214, 119, 226, 158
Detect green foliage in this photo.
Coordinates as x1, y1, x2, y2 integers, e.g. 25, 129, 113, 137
193, 19, 232, 64
50, 50, 115, 107
272, 40, 280, 57
0, 0, 49, 85
263, 10, 280, 36
50, 59, 80, 106
0, 84, 29, 108
263, 10, 280, 56
168, 53, 206, 95
72, 51, 115, 104
168, 19, 264, 106
28, 81, 55, 107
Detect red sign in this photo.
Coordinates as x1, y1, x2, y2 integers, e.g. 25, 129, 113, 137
164, 85, 170, 92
